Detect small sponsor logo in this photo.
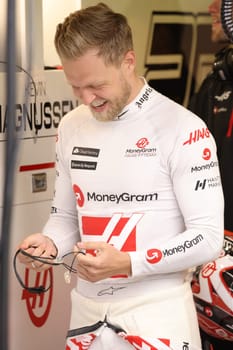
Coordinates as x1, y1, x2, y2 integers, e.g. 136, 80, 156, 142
201, 261, 216, 278
191, 161, 218, 173
195, 176, 221, 191
146, 235, 204, 264
183, 128, 210, 146
51, 206, 57, 213
146, 248, 163, 264
214, 90, 232, 102
213, 106, 228, 114
73, 184, 85, 207
202, 148, 211, 160
97, 286, 126, 296
195, 179, 207, 190
163, 234, 204, 257
135, 87, 153, 109
87, 191, 158, 204
204, 306, 213, 317
125, 138, 156, 157
125, 147, 157, 157
71, 160, 97, 170
183, 342, 190, 350
136, 137, 149, 148
72, 147, 100, 157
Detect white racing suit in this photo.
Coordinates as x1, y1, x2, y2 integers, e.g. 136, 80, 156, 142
43, 81, 224, 349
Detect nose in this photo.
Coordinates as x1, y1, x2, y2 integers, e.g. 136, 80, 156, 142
78, 88, 96, 105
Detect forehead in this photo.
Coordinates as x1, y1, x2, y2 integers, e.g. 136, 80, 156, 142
61, 50, 116, 87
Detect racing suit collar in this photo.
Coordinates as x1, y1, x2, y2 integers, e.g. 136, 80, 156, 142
116, 78, 154, 120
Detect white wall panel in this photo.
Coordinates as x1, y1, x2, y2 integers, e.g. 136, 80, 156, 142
42, 0, 81, 66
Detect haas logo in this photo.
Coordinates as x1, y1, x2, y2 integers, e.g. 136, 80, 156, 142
136, 138, 149, 149
21, 268, 53, 327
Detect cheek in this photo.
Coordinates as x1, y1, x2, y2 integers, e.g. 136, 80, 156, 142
96, 90, 113, 101
72, 87, 80, 97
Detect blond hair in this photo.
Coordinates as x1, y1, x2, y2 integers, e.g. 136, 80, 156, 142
54, 3, 133, 66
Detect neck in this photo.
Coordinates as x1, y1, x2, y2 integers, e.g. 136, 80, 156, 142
129, 75, 145, 103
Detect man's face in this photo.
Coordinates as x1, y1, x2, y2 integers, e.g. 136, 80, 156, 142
208, 0, 229, 43
62, 50, 132, 121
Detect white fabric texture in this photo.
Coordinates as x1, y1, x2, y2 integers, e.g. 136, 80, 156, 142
42, 81, 224, 348
44, 81, 224, 283
66, 282, 202, 349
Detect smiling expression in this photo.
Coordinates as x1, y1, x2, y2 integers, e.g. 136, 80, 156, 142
61, 49, 136, 122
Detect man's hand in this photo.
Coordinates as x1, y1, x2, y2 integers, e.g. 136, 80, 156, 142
17, 233, 58, 270
75, 241, 132, 282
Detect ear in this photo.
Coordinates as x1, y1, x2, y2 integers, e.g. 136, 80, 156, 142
122, 50, 136, 73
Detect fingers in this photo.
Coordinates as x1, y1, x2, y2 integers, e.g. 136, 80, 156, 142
19, 233, 57, 255
74, 242, 109, 282
76, 241, 105, 259
17, 233, 57, 270
77, 241, 105, 252
74, 241, 132, 282
76, 262, 101, 282
18, 249, 49, 270
19, 233, 44, 250
19, 233, 56, 255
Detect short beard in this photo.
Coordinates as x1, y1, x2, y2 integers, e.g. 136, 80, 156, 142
91, 77, 131, 122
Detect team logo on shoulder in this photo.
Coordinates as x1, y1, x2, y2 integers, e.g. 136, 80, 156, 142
146, 248, 162, 264
183, 127, 210, 146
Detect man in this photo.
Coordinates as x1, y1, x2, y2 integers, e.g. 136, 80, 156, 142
18, 3, 224, 349
209, 0, 231, 42
190, 0, 233, 235
189, 0, 233, 349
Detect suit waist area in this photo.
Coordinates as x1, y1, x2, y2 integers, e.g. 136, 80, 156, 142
76, 272, 188, 301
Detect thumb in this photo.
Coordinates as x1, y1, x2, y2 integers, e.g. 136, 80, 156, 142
76, 241, 102, 256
